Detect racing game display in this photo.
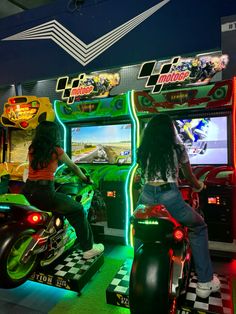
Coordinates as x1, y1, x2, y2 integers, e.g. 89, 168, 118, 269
174, 116, 228, 165
71, 123, 132, 164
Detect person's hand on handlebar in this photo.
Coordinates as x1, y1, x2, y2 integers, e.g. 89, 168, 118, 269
181, 162, 206, 193
59, 152, 94, 184
192, 180, 206, 192
82, 175, 94, 185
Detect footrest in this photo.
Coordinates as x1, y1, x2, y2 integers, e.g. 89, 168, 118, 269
181, 272, 232, 314
29, 249, 104, 293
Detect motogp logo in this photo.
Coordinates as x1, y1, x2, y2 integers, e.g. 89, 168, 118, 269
138, 57, 190, 94
56, 74, 93, 105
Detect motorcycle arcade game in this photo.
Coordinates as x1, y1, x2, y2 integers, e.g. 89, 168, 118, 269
106, 79, 236, 313
54, 92, 136, 246
0, 96, 103, 294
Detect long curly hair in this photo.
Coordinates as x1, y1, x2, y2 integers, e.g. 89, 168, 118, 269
137, 113, 180, 181
30, 121, 61, 170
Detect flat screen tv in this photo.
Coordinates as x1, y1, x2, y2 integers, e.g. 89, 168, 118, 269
174, 116, 228, 165
71, 123, 132, 164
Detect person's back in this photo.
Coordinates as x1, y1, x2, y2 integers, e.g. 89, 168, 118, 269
136, 113, 220, 298
23, 120, 104, 260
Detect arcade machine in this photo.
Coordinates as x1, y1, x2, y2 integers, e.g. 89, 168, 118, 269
130, 79, 236, 252
0, 95, 55, 192
54, 93, 138, 245
106, 78, 236, 313
0, 95, 104, 293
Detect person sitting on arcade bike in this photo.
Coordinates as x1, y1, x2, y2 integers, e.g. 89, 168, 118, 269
22, 121, 104, 259
136, 113, 220, 298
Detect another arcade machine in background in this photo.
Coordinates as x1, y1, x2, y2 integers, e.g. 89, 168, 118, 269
0, 96, 55, 192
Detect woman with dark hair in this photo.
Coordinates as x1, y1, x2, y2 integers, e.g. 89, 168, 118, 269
136, 113, 220, 299
22, 121, 104, 259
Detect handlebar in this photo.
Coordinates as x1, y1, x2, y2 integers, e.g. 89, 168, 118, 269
204, 166, 234, 185
192, 165, 214, 180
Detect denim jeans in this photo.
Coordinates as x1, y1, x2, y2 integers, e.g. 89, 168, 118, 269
137, 183, 213, 283
22, 180, 94, 251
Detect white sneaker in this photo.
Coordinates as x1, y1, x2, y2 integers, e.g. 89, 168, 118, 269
83, 243, 104, 259
196, 275, 221, 298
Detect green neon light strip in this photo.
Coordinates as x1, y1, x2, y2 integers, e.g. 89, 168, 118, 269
124, 90, 140, 246
53, 100, 68, 174
53, 100, 67, 152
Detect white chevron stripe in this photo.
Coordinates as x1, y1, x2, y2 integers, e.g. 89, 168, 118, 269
2, 0, 170, 65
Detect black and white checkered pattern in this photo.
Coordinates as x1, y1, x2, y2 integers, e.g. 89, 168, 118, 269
183, 272, 232, 314
107, 259, 132, 295
106, 259, 233, 314
30, 248, 104, 292
53, 250, 98, 280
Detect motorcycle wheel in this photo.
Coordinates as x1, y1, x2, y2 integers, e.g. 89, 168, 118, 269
0, 229, 38, 289
129, 243, 172, 314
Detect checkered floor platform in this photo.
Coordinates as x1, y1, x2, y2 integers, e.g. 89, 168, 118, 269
30, 248, 104, 292
107, 259, 131, 295
52, 250, 99, 280
106, 259, 233, 314
183, 272, 232, 314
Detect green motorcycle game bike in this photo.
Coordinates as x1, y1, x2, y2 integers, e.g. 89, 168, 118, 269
0, 169, 94, 289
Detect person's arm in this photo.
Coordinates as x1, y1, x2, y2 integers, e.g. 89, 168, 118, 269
59, 152, 90, 183
181, 162, 205, 192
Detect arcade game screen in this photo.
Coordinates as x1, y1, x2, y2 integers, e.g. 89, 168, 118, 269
71, 123, 132, 164
174, 116, 228, 165
9, 129, 35, 162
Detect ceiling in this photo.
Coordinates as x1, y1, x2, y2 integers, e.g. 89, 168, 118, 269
0, 0, 58, 19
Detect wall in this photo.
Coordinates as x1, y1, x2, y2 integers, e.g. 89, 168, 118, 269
0, 0, 236, 88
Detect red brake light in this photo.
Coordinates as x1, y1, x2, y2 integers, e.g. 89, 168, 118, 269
20, 121, 29, 128
173, 228, 185, 241
27, 213, 43, 224
8, 97, 27, 104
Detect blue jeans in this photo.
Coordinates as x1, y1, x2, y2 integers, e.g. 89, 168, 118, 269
137, 183, 213, 283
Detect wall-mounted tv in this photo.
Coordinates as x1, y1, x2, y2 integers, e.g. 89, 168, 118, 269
71, 123, 132, 165
174, 116, 228, 165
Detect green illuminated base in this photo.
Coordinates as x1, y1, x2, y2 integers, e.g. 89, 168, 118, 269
29, 247, 104, 293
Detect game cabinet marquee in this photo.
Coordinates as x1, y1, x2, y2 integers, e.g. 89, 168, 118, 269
54, 94, 129, 122
1, 96, 55, 130
133, 79, 233, 113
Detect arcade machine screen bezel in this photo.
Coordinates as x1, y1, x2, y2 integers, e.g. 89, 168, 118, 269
68, 122, 132, 165
141, 113, 232, 167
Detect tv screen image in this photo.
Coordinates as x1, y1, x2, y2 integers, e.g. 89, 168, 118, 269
71, 124, 132, 164
174, 116, 228, 165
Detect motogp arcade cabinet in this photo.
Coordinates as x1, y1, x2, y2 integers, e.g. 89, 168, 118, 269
128, 78, 236, 254
0, 96, 55, 192
106, 80, 236, 312
0, 96, 104, 293
54, 93, 138, 245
